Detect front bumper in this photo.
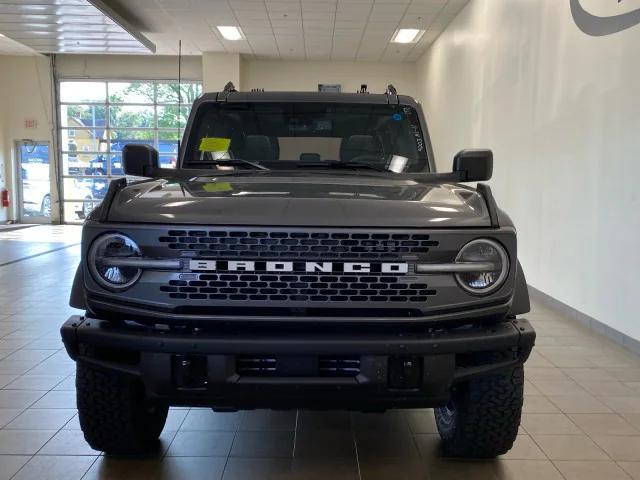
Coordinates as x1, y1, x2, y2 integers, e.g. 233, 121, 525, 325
61, 316, 535, 410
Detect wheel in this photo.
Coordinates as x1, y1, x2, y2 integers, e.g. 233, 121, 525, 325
40, 194, 51, 217
76, 362, 168, 454
435, 365, 524, 458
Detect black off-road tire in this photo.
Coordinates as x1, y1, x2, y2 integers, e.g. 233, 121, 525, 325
76, 362, 168, 455
434, 365, 524, 458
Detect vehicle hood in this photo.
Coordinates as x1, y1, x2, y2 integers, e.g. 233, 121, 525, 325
105, 174, 491, 228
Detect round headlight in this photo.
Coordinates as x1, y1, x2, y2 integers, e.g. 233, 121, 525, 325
88, 233, 142, 291
455, 239, 509, 295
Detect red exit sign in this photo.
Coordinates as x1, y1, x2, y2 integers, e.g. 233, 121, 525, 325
24, 119, 37, 129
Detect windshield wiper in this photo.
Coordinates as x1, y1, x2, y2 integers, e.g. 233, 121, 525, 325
196, 158, 270, 171
296, 161, 388, 173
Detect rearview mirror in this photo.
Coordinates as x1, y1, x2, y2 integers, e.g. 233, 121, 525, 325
452, 149, 493, 182
123, 144, 159, 177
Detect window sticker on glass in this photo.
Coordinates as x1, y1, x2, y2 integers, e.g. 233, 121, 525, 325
199, 137, 231, 152
202, 182, 232, 193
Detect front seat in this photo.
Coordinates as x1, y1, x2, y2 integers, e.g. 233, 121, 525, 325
340, 135, 382, 162
240, 135, 276, 161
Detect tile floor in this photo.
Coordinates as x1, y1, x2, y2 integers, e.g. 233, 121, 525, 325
0, 226, 639, 479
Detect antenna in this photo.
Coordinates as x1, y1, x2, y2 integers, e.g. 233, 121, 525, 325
178, 39, 182, 106
177, 39, 182, 155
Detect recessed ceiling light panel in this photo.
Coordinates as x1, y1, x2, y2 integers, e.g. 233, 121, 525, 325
216, 26, 244, 41
390, 28, 425, 44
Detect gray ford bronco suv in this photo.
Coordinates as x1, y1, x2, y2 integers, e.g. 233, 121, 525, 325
61, 85, 534, 458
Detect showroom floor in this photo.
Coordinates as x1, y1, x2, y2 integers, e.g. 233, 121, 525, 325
0, 227, 639, 480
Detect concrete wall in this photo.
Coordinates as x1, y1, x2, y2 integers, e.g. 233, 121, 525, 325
416, 0, 640, 341
0, 55, 56, 222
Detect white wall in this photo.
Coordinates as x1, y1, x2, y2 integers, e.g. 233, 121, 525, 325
202, 52, 240, 93
241, 59, 418, 97
55, 54, 202, 80
416, 0, 640, 341
0, 55, 56, 222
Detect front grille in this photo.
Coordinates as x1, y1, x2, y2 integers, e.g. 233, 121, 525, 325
151, 228, 442, 308
158, 229, 438, 260
160, 272, 436, 303
236, 356, 361, 377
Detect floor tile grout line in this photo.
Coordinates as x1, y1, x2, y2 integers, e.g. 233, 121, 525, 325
79, 455, 101, 480
0, 243, 81, 268
291, 409, 299, 458
162, 406, 191, 460
220, 429, 238, 480
545, 460, 570, 480
0, 339, 79, 477
351, 425, 362, 480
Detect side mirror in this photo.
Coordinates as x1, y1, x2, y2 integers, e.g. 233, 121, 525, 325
122, 144, 159, 177
453, 149, 493, 181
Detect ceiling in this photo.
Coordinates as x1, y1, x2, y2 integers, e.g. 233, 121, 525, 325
0, 0, 469, 62
0, 31, 37, 54
103, 0, 470, 62
0, 0, 154, 55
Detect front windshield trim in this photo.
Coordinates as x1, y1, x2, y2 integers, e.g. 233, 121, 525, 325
181, 101, 432, 174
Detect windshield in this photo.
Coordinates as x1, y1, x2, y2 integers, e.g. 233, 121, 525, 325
184, 102, 429, 173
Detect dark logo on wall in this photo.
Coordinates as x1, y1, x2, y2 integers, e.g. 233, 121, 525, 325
571, 0, 640, 36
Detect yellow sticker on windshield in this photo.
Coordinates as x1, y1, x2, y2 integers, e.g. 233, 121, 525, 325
199, 137, 231, 152
202, 182, 232, 193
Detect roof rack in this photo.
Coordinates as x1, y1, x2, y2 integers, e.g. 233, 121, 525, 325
218, 81, 237, 102
385, 84, 399, 104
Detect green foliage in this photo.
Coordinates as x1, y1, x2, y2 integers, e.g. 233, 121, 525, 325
107, 82, 201, 130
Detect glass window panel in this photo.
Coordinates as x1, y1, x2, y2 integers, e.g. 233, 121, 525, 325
109, 105, 155, 128
61, 153, 93, 176
157, 105, 191, 129
58, 78, 200, 222
109, 130, 155, 151
158, 130, 181, 142
107, 154, 124, 176
156, 82, 201, 104
158, 131, 180, 168
63, 199, 101, 223
62, 178, 106, 222
60, 104, 107, 128
108, 82, 154, 104
60, 81, 106, 103
61, 129, 108, 155
159, 154, 177, 169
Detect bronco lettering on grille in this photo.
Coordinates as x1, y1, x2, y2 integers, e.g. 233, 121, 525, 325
189, 260, 409, 274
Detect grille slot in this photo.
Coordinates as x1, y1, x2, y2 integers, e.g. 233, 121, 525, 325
161, 272, 436, 303
236, 357, 276, 376
319, 357, 361, 377
236, 356, 361, 377
159, 229, 438, 260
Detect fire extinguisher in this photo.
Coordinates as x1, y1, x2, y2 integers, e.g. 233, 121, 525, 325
1, 189, 9, 209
